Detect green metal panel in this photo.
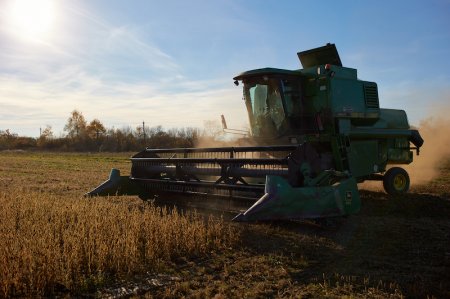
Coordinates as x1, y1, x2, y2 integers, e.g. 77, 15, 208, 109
370, 109, 410, 129
302, 75, 329, 115
233, 68, 301, 80
387, 148, 413, 163
387, 137, 413, 163
297, 43, 342, 68
85, 168, 142, 197
331, 66, 358, 80
348, 128, 417, 138
330, 136, 345, 171
233, 175, 360, 221
330, 78, 366, 116
347, 140, 379, 178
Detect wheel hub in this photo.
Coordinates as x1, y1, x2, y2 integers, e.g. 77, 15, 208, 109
393, 174, 407, 190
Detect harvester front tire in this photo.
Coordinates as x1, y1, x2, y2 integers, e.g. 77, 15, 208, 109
383, 167, 410, 195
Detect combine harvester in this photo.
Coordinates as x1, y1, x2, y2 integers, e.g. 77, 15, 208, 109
87, 44, 423, 222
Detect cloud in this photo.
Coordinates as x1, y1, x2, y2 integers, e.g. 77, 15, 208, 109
0, 0, 251, 136
0, 64, 247, 136
0, 1, 247, 136
104, 26, 179, 73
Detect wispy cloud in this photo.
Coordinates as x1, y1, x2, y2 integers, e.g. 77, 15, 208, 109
0, 64, 246, 136
0, 1, 248, 137
104, 25, 179, 73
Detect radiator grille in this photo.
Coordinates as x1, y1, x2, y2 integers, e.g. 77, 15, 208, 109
364, 83, 379, 109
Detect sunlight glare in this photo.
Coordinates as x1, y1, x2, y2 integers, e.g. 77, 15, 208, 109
8, 0, 56, 39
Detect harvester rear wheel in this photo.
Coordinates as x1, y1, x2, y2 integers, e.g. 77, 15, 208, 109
383, 167, 410, 195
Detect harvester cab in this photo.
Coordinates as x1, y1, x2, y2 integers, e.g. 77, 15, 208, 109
87, 44, 423, 222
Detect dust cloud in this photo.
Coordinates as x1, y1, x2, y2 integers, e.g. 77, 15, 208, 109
404, 116, 450, 185
360, 114, 450, 191
193, 136, 247, 149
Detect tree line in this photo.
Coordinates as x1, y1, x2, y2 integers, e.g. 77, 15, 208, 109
0, 110, 225, 152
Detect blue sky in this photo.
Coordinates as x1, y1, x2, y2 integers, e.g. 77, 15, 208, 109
0, 0, 449, 137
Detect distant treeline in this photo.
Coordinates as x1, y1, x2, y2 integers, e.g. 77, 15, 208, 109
0, 110, 226, 152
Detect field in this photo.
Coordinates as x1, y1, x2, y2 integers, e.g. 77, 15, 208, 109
0, 151, 449, 298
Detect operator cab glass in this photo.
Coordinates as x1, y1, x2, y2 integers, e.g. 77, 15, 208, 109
243, 77, 301, 138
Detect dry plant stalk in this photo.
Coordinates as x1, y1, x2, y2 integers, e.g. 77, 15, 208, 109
0, 189, 238, 297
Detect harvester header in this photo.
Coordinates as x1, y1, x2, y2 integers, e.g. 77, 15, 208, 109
87, 43, 423, 222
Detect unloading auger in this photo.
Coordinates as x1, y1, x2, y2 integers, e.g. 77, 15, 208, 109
87, 43, 423, 222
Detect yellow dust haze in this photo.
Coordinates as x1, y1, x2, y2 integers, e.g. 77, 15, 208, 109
405, 116, 450, 185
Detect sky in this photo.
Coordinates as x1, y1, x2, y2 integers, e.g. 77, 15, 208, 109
0, 0, 449, 137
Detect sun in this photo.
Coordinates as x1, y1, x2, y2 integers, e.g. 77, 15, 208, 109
7, 0, 56, 39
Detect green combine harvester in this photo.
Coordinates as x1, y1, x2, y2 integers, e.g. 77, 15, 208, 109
87, 44, 424, 222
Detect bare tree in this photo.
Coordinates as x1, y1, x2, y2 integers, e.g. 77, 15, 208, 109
41, 125, 53, 139
64, 110, 87, 138
86, 119, 106, 140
